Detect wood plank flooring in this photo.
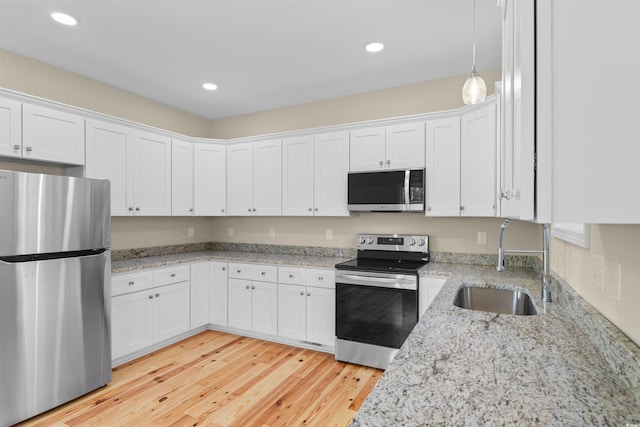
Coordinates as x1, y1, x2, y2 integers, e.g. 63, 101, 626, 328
17, 331, 382, 427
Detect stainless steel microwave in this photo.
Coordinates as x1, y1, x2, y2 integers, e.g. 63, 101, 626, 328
347, 168, 425, 212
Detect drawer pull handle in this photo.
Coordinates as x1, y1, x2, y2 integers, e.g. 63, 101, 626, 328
261, 271, 266, 276
128, 281, 134, 285
237, 269, 242, 273
170, 273, 176, 277
318, 276, 324, 281
289, 274, 294, 278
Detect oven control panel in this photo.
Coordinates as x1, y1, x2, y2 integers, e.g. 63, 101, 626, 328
356, 233, 428, 252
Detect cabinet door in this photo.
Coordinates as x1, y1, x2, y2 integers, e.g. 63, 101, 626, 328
111, 290, 153, 359
499, 0, 535, 220
228, 278, 252, 330
22, 103, 85, 165
153, 281, 190, 343
460, 102, 497, 217
171, 139, 194, 216
425, 117, 461, 216
385, 122, 425, 169
314, 131, 350, 216
85, 119, 135, 216
278, 283, 306, 340
282, 136, 314, 216
349, 127, 386, 171
190, 261, 210, 329
0, 97, 22, 158
194, 143, 226, 216
306, 287, 335, 347
210, 261, 228, 326
133, 130, 172, 215
226, 143, 253, 216
253, 139, 282, 216
251, 281, 278, 335
419, 277, 447, 317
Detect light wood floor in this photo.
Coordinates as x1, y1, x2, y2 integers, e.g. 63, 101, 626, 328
18, 331, 382, 427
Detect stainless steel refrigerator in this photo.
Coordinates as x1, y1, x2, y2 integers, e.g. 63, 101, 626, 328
0, 170, 111, 426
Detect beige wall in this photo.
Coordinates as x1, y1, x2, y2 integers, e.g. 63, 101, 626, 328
0, 49, 211, 137
111, 217, 215, 250
210, 69, 502, 139
551, 226, 640, 346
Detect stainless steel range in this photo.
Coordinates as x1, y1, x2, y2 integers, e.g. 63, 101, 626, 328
334, 233, 429, 370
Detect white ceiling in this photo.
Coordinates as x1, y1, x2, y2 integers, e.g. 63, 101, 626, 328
0, 0, 502, 121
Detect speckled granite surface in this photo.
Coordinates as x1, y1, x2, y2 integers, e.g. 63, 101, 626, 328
351, 263, 640, 426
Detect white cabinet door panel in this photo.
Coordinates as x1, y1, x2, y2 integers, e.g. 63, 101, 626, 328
253, 139, 282, 216
190, 261, 210, 329
282, 136, 314, 216
194, 143, 226, 216
314, 131, 349, 216
306, 287, 334, 346
111, 291, 153, 359
0, 97, 22, 158
171, 139, 194, 216
85, 119, 135, 216
251, 282, 278, 335
210, 261, 228, 326
425, 117, 460, 216
228, 278, 252, 330
386, 122, 425, 169
153, 281, 190, 342
278, 283, 306, 341
134, 130, 172, 216
226, 143, 253, 216
350, 127, 386, 171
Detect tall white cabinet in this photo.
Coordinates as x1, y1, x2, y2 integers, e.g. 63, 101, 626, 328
425, 117, 461, 216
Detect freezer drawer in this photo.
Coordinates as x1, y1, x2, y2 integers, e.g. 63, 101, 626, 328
0, 251, 111, 426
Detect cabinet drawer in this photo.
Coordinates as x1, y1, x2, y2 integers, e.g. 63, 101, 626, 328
112, 270, 153, 296
278, 266, 306, 285
228, 262, 253, 280
154, 264, 190, 287
252, 264, 278, 283
307, 268, 335, 289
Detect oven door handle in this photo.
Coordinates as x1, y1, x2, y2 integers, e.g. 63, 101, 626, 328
338, 274, 417, 290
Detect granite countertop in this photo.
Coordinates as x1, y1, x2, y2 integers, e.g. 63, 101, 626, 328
111, 250, 351, 273
352, 263, 640, 426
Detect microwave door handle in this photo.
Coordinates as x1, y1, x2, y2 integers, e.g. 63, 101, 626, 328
404, 169, 410, 204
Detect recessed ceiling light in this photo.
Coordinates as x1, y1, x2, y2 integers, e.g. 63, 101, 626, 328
364, 42, 384, 53
202, 83, 218, 91
51, 12, 78, 26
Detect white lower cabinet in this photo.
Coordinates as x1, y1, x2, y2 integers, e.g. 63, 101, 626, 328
111, 265, 190, 361
278, 267, 335, 347
190, 261, 210, 329
227, 263, 278, 335
209, 261, 228, 326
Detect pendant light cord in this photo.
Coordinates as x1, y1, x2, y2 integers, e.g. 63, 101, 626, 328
472, 0, 477, 73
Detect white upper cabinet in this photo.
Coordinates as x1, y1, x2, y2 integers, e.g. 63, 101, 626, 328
194, 143, 226, 216
253, 139, 282, 216
171, 139, 194, 216
498, 0, 535, 220
282, 135, 314, 216
350, 123, 425, 171
133, 130, 172, 216
385, 122, 426, 170
425, 100, 497, 217
350, 126, 386, 171
425, 117, 461, 216
314, 131, 349, 216
282, 131, 349, 216
460, 101, 497, 217
535, 0, 640, 223
226, 142, 253, 216
85, 119, 135, 216
227, 140, 282, 216
22, 103, 85, 165
0, 97, 22, 159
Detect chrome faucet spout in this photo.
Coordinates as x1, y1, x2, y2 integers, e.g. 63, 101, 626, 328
496, 220, 552, 303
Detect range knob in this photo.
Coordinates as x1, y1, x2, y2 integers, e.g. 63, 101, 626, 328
359, 237, 366, 244
418, 239, 426, 246
409, 238, 416, 246
367, 237, 374, 244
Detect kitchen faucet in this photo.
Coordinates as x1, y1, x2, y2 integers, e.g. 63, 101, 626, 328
497, 219, 552, 302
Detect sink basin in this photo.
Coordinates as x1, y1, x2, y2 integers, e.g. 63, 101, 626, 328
453, 285, 537, 315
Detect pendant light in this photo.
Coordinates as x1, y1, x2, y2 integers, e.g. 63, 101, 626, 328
462, 0, 486, 104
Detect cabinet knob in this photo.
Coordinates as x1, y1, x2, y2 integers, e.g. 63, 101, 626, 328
261, 271, 266, 276
379, 160, 383, 166
245, 285, 250, 290
308, 208, 312, 211
25, 146, 32, 152
289, 274, 294, 278
128, 207, 134, 211
427, 207, 432, 211
300, 291, 305, 296
170, 273, 176, 277
306, 292, 311, 297
248, 208, 252, 212
189, 208, 193, 212
314, 208, 318, 212
386, 159, 391, 166
222, 267, 226, 271
251, 285, 256, 290
155, 293, 160, 297
221, 209, 225, 212
318, 276, 324, 281
237, 269, 241, 273
148, 295, 153, 299
128, 281, 134, 285
460, 206, 465, 211
13, 145, 20, 150
253, 208, 256, 212
135, 207, 140, 211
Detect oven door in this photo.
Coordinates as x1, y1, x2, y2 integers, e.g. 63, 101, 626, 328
335, 270, 418, 349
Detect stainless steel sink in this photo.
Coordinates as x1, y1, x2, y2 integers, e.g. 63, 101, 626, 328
453, 284, 538, 315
